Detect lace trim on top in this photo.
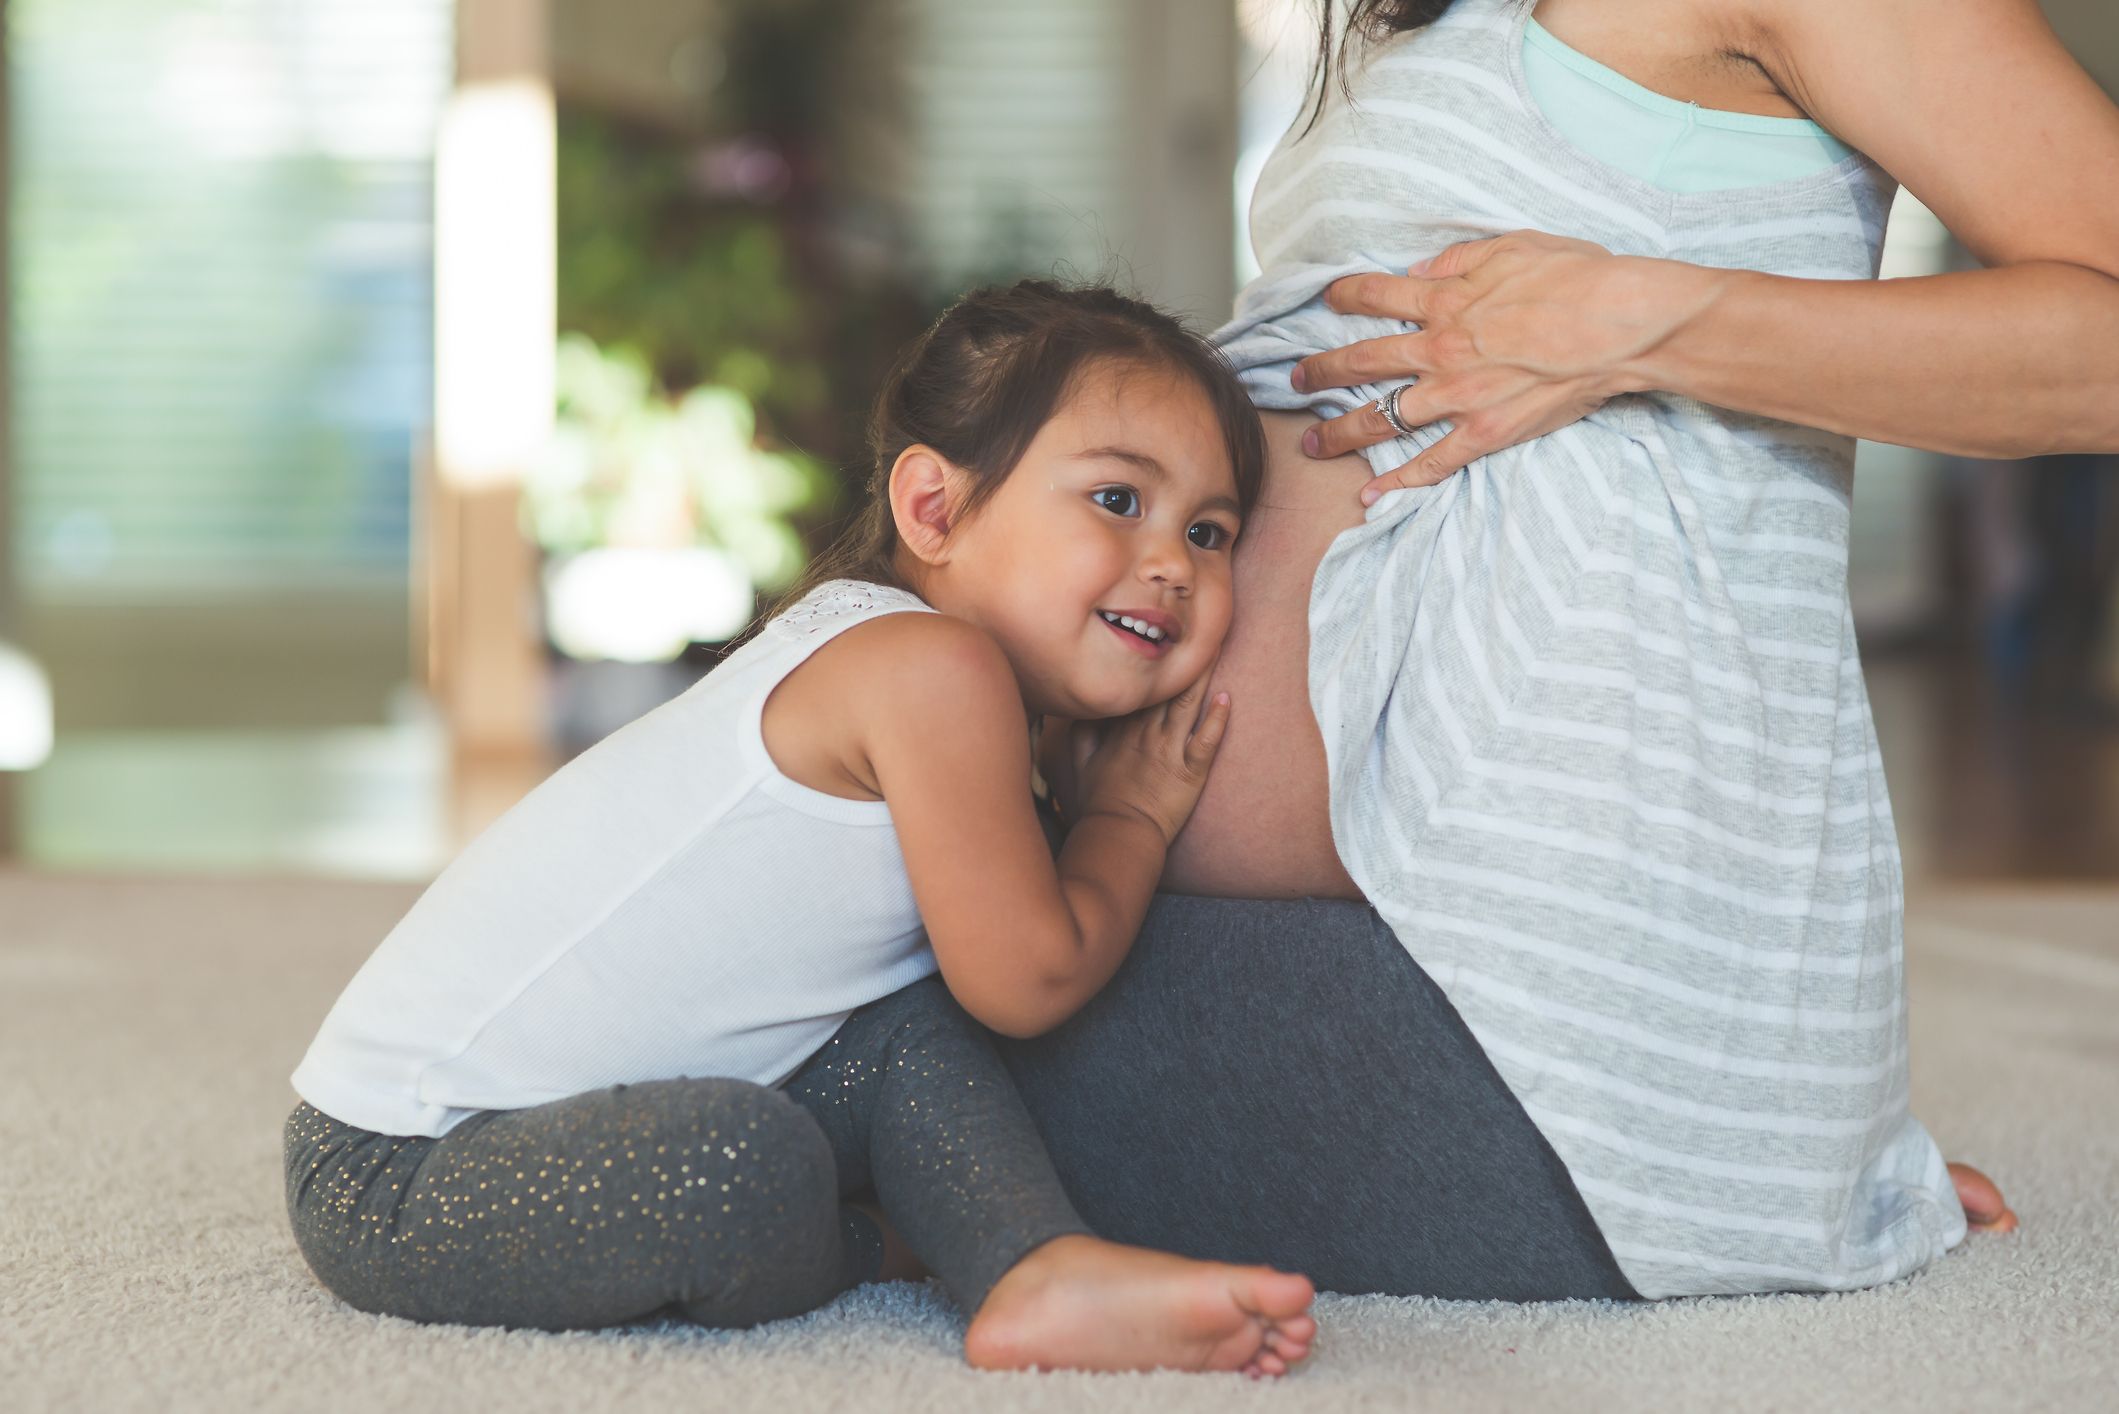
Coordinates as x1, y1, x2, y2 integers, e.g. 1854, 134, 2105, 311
767, 579, 931, 639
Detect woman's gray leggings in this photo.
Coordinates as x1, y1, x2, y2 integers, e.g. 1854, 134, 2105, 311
1001, 893, 1638, 1303
284, 975, 1089, 1332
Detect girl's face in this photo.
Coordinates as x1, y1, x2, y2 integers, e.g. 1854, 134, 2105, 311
932, 359, 1244, 720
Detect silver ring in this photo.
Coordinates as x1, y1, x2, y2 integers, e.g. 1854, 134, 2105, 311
1373, 382, 1418, 439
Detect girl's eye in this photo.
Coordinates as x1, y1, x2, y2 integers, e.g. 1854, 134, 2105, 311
1093, 486, 1141, 517
1189, 522, 1232, 550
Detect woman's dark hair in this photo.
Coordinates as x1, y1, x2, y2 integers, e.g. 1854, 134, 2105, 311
763, 277, 1265, 624
1298, 1, 1465, 140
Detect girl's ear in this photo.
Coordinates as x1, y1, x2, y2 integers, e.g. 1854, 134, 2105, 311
888, 446, 964, 567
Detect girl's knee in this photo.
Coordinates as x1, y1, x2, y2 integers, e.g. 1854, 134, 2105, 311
608, 1077, 838, 1216
646, 1084, 847, 1326
617, 1075, 827, 1150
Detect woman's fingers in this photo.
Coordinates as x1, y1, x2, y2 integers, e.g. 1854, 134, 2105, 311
1302, 379, 1449, 460
1405, 232, 1517, 281
1301, 232, 1515, 339
1317, 234, 1515, 322
1292, 328, 1433, 396
1359, 427, 1481, 505
1319, 268, 1459, 325
1284, 228, 1627, 500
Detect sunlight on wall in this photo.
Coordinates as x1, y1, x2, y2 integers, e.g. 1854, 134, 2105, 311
435, 78, 556, 491
1849, 191, 1954, 637
1234, 0, 1313, 287
0, 643, 55, 770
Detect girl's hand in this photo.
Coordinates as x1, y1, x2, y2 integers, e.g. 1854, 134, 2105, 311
1289, 231, 1715, 504
1073, 669, 1231, 847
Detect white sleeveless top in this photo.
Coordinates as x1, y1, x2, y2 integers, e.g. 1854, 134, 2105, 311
292, 580, 941, 1138
1217, 0, 1963, 1297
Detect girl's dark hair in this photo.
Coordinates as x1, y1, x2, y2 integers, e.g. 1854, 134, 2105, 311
764, 277, 1265, 622
1298, 1, 1463, 140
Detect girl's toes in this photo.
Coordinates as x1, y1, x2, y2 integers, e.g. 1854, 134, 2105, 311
1244, 1268, 1316, 1318
1276, 1313, 1318, 1344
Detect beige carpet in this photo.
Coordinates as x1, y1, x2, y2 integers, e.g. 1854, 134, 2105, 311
3, 872, 2114, 1413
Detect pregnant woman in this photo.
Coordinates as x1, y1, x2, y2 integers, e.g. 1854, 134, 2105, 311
1009, 0, 2110, 1300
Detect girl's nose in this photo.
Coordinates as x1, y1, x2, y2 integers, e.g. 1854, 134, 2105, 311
1139, 533, 1192, 592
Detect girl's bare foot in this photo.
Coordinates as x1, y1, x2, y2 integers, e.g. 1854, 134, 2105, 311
963, 1235, 1317, 1377
1949, 1161, 2019, 1234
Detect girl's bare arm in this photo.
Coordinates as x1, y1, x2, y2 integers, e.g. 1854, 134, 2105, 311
853, 615, 1226, 1038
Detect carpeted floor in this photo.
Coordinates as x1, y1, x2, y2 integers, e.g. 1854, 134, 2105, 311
2, 872, 2114, 1413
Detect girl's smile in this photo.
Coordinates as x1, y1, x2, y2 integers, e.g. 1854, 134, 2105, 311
1096, 607, 1178, 658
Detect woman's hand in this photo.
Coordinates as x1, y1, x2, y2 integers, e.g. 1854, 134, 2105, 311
1289, 231, 1722, 504
1073, 669, 1231, 847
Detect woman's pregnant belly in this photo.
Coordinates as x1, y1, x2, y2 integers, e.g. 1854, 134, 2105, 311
1161, 409, 1369, 901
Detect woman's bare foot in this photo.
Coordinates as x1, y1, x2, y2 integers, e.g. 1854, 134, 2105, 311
963, 1235, 1317, 1377
1949, 1162, 2019, 1234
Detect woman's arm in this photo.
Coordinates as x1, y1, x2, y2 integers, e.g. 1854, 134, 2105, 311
855, 615, 1227, 1038
1296, 0, 2119, 492
1638, 0, 2119, 454
1633, 261, 2119, 459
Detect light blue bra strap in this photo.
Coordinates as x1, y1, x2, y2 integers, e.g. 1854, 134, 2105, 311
1521, 18, 1853, 193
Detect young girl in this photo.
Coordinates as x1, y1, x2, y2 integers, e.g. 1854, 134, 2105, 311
283, 280, 1318, 1376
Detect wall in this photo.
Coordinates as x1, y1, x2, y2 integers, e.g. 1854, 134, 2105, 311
2044, 0, 2118, 97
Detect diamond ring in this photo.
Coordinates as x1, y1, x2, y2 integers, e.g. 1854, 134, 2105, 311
1373, 382, 1418, 439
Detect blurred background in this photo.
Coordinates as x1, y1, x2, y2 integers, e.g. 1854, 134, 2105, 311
0, 0, 2113, 883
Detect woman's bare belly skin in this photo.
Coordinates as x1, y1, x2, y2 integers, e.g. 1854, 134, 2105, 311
1161, 409, 1372, 901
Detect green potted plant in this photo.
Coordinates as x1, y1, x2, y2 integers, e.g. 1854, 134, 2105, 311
523, 333, 836, 667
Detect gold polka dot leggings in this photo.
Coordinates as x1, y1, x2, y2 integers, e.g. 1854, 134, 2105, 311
283, 975, 1090, 1331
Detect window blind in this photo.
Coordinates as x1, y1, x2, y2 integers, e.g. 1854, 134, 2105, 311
900, 0, 1134, 291
7, 0, 450, 594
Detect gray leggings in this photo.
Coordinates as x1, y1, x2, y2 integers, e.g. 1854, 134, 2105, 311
287, 896, 1633, 1330
284, 975, 1088, 1331
1001, 893, 1638, 1303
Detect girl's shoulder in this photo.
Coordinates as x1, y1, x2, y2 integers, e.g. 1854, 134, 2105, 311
766, 578, 1007, 696
800, 602, 1014, 708
764, 579, 1014, 720
763, 597, 1024, 801
766, 578, 933, 640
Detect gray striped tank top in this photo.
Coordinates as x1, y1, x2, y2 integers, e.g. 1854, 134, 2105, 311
1214, 0, 1965, 1298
